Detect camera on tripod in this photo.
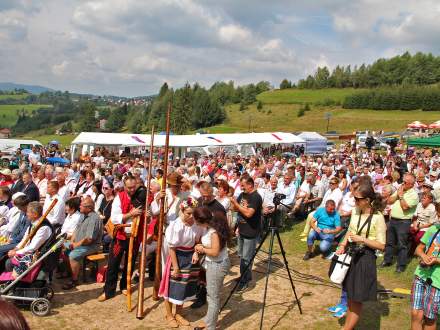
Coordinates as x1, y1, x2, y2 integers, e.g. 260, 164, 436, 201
273, 193, 286, 206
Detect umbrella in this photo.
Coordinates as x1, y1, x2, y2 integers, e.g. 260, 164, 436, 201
407, 121, 428, 129
429, 121, 440, 129
282, 152, 296, 159
21, 149, 32, 155
49, 140, 60, 145
46, 157, 70, 165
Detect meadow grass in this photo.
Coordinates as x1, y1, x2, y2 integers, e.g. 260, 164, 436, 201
205, 103, 440, 134
0, 93, 29, 100
20, 134, 77, 146
0, 104, 52, 127
257, 88, 363, 104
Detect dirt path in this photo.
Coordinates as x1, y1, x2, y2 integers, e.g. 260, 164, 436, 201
24, 251, 412, 330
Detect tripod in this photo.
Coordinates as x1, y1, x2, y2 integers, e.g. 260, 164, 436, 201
221, 205, 303, 330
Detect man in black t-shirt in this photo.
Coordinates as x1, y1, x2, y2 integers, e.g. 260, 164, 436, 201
198, 182, 227, 216
230, 176, 263, 292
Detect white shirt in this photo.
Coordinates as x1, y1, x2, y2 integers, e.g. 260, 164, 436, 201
58, 185, 71, 202
92, 156, 105, 164
94, 194, 105, 213
28, 152, 41, 164
16, 223, 52, 255
61, 211, 81, 236
0, 206, 21, 236
111, 194, 133, 234
320, 188, 343, 208
201, 228, 228, 263
43, 194, 65, 226
36, 178, 48, 202
276, 182, 297, 205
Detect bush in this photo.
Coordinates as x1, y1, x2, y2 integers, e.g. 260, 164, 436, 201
297, 108, 305, 117
257, 100, 263, 110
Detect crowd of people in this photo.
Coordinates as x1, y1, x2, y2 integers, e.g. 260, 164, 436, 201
0, 142, 440, 329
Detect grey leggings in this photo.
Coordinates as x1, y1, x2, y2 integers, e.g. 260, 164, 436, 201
204, 258, 231, 330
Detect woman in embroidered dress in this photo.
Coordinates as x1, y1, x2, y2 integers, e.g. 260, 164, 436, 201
159, 196, 205, 328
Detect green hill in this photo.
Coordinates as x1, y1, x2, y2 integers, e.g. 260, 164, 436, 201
257, 88, 362, 104
0, 104, 52, 127
207, 101, 440, 134
0, 93, 29, 100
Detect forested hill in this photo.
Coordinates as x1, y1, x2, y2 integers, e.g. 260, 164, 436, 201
282, 52, 440, 89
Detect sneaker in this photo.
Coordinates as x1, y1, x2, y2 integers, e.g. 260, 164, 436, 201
236, 282, 249, 294
303, 252, 312, 261
324, 252, 335, 260
379, 261, 392, 268
328, 304, 345, 313
395, 266, 406, 273
300, 237, 307, 242
333, 306, 347, 318
299, 232, 307, 237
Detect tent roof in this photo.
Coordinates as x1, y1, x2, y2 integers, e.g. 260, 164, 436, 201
297, 131, 327, 141
71, 132, 305, 147
407, 135, 440, 147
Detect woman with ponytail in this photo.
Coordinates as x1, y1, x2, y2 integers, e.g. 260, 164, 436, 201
336, 181, 387, 330
193, 207, 231, 330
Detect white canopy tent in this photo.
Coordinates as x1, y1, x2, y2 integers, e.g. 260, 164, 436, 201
70, 131, 305, 159
297, 132, 327, 154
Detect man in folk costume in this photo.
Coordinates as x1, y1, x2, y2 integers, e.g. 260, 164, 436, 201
151, 172, 190, 226
151, 172, 190, 277
98, 176, 145, 301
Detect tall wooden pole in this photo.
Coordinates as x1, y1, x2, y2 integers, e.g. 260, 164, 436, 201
126, 216, 139, 311
136, 126, 155, 319
153, 103, 171, 300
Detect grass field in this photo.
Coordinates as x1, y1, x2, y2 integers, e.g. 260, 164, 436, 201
0, 104, 51, 127
205, 103, 440, 134
18, 133, 77, 146
257, 88, 362, 104
0, 93, 29, 100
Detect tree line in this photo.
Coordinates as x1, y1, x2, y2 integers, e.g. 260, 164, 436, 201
11, 80, 271, 135
280, 51, 440, 89
111, 81, 271, 134
342, 85, 440, 111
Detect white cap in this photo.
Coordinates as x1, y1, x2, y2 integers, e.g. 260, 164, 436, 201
12, 192, 26, 201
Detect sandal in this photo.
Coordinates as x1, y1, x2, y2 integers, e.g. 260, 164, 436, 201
166, 315, 179, 328
175, 314, 190, 326
62, 280, 78, 290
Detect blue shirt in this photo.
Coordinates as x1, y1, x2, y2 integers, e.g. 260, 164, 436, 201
314, 207, 341, 230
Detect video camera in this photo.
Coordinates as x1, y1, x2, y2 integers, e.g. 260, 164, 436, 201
273, 193, 286, 206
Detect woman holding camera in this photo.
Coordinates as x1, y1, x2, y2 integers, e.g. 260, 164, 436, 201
336, 182, 386, 330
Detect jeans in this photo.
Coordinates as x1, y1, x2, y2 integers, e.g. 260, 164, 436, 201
307, 230, 334, 254
237, 235, 257, 284
384, 218, 411, 267
340, 289, 347, 306
204, 258, 230, 330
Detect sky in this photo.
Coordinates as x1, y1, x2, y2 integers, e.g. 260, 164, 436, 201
1, 0, 440, 96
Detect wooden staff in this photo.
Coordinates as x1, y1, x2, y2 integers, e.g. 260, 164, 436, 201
136, 126, 155, 319
153, 103, 171, 300
127, 215, 140, 311
17, 198, 58, 249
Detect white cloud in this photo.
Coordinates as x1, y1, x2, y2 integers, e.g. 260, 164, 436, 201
51, 60, 69, 76
1, 0, 440, 96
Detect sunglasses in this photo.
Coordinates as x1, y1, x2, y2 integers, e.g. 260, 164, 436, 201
354, 196, 366, 201
330, 181, 338, 185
